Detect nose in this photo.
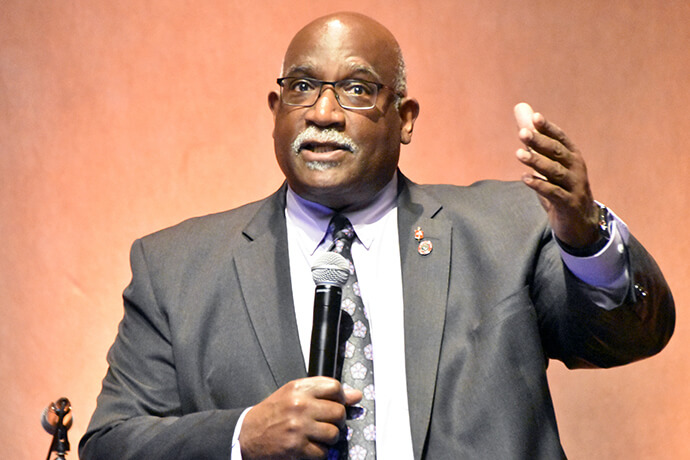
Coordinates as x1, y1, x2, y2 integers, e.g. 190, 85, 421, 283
304, 85, 345, 127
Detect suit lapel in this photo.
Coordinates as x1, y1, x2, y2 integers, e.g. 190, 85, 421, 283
234, 185, 307, 387
233, 178, 451, 457
398, 176, 451, 460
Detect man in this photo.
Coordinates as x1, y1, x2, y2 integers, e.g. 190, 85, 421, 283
80, 12, 674, 460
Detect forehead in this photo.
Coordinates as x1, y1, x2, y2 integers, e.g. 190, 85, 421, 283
282, 18, 397, 84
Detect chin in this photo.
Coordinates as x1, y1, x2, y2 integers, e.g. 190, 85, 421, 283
300, 170, 353, 194
305, 160, 340, 171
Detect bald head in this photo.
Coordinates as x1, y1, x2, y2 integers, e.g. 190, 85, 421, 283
280, 12, 407, 97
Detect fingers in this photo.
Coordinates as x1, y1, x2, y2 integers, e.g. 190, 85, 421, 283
515, 102, 575, 151
518, 126, 576, 170
239, 377, 351, 460
516, 140, 574, 190
513, 103, 599, 248
515, 103, 579, 189
518, 169, 565, 208
532, 112, 578, 152
515, 107, 586, 193
297, 376, 347, 403
285, 377, 351, 428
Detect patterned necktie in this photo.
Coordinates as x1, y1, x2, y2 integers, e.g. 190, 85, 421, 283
327, 214, 376, 460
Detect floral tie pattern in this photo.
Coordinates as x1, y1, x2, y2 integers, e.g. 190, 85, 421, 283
327, 214, 376, 460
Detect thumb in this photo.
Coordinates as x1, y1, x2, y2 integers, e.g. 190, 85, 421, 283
344, 388, 363, 406
514, 102, 536, 131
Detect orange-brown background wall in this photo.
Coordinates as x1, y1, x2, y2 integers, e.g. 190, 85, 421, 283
2, 2, 688, 458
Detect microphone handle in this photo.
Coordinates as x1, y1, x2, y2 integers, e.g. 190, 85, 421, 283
308, 284, 343, 378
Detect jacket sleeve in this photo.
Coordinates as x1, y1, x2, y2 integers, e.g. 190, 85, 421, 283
535, 231, 675, 369
79, 239, 243, 460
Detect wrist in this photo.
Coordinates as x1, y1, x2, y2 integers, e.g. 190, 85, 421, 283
556, 203, 611, 257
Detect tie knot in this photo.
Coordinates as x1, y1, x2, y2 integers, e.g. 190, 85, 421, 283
329, 214, 355, 244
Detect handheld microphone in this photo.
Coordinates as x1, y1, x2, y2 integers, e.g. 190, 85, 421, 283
308, 252, 350, 378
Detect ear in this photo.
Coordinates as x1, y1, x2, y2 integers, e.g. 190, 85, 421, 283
398, 97, 420, 145
268, 91, 280, 118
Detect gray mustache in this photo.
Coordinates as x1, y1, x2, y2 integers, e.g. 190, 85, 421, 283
291, 126, 360, 155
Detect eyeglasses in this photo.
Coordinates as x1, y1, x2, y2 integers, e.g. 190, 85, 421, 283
276, 76, 396, 110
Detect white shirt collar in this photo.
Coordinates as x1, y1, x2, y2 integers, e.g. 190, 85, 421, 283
285, 171, 399, 255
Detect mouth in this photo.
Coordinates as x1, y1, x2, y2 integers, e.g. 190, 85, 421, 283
291, 127, 360, 162
298, 142, 351, 169
299, 141, 353, 155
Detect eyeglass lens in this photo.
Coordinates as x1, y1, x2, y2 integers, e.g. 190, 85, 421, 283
280, 78, 379, 109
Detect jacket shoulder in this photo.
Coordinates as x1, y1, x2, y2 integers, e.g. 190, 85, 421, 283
410, 179, 547, 227
135, 186, 285, 260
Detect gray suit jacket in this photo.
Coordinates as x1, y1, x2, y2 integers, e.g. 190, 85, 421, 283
80, 176, 674, 459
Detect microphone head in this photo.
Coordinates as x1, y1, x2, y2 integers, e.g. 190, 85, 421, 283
311, 252, 350, 287
41, 398, 73, 434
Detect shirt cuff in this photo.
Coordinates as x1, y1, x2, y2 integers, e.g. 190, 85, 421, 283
230, 407, 253, 460
558, 206, 631, 309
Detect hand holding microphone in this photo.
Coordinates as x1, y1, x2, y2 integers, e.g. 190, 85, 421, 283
237, 252, 360, 458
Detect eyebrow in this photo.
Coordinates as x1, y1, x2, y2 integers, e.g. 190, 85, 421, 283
346, 64, 382, 83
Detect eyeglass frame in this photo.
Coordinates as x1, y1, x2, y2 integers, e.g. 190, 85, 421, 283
276, 76, 400, 110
